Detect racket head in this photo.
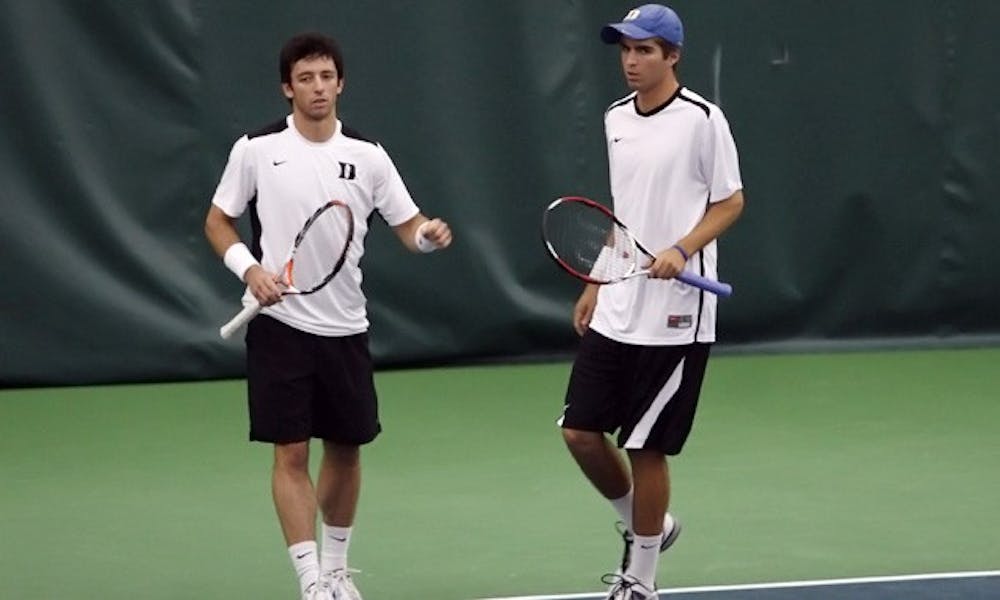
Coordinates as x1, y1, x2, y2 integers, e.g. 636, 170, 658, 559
541, 196, 644, 284
285, 200, 354, 294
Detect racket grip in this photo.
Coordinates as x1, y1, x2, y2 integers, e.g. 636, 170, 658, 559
676, 272, 733, 297
219, 300, 262, 339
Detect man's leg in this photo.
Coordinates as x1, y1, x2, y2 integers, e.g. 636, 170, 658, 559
628, 450, 669, 536
561, 332, 635, 526
563, 426, 641, 576
273, 441, 318, 542
624, 449, 669, 591
317, 441, 363, 598
316, 440, 361, 539
272, 441, 321, 597
562, 428, 632, 501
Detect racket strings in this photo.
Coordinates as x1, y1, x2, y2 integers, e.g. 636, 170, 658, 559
289, 203, 353, 294
590, 226, 638, 282
545, 202, 638, 284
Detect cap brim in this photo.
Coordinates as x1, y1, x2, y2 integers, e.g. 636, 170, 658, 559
600, 22, 657, 44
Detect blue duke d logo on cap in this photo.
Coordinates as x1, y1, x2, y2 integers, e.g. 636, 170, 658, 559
600, 4, 684, 47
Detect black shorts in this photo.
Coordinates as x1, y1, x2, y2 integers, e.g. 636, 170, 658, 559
560, 329, 711, 455
246, 315, 381, 445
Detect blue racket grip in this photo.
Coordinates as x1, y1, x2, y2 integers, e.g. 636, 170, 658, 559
676, 272, 733, 297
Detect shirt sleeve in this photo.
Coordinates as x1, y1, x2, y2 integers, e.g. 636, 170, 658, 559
211, 135, 256, 217
372, 144, 420, 226
701, 108, 743, 203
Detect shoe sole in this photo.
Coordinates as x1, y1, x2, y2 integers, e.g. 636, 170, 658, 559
660, 518, 681, 552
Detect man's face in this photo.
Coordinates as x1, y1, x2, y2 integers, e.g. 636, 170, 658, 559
282, 55, 343, 121
619, 37, 678, 93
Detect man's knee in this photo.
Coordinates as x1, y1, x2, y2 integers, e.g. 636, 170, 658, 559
273, 441, 310, 472
322, 440, 360, 468
562, 427, 606, 453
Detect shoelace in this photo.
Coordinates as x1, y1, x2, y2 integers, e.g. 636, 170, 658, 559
325, 568, 363, 600
601, 573, 648, 600
327, 567, 362, 581
615, 520, 633, 573
303, 581, 324, 599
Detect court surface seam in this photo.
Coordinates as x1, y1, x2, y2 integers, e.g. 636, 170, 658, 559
475, 570, 1000, 599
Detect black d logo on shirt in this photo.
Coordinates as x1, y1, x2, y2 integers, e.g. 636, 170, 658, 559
338, 161, 356, 180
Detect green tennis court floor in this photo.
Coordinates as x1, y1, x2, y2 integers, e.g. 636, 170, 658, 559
2, 347, 998, 599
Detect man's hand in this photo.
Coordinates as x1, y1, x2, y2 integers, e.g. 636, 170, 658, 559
244, 265, 284, 306
419, 218, 453, 250
573, 285, 599, 336
647, 246, 687, 279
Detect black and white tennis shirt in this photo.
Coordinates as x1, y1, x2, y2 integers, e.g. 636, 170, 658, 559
212, 116, 419, 336
590, 87, 743, 346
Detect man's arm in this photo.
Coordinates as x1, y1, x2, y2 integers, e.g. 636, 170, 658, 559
391, 213, 453, 253
204, 205, 243, 259
204, 205, 283, 306
647, 190, 745, 279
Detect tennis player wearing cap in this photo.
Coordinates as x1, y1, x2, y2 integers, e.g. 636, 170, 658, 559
559, 5, 743, 599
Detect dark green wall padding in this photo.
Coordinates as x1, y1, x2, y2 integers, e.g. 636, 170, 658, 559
2, 1, 998, 385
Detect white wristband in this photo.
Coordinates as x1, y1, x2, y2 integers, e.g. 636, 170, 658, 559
223, 242, 259, 282
414, 222, 437, 254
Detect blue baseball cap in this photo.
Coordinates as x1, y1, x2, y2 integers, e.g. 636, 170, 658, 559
600, 4, 684, 47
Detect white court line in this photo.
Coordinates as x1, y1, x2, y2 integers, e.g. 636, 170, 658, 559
475, 570, 1000, 600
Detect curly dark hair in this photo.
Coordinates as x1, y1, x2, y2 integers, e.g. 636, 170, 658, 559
279, 32, 344, 84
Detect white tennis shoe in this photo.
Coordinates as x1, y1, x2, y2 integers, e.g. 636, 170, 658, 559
322, 568, 363, 600
602, 573, 659, 600
301, 580, 334, 600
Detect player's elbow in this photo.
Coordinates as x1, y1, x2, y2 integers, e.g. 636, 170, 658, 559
728, 189, 745, 212
204, 206, 228, 237
721, 190, 745, 222
204, 206, 239, 254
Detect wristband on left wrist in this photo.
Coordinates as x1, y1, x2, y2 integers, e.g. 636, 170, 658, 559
671, 244, 690, 262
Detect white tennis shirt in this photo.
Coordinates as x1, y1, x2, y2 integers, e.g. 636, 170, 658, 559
212, 116, 419, 336
589, 87, 743, 345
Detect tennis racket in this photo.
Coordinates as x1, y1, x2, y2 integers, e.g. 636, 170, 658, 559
219, 200, 354, 339
541, 196, 732, 297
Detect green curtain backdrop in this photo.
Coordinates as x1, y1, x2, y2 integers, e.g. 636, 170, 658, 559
2, 0, 998, 386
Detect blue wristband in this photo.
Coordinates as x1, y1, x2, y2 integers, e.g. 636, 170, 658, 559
672, 244, 690, 261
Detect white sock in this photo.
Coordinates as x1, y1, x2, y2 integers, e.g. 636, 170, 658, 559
627, 534, 660, 590
320, 523, 352, 573
609, 488, 634, 531
288, 541, 320, 595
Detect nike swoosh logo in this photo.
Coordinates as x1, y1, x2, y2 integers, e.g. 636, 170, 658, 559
295, 552, 312, 559
331, 536, 347, 542
273, 160, 287, 166
640, 543, 657, 549
612, 137, 623, 143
